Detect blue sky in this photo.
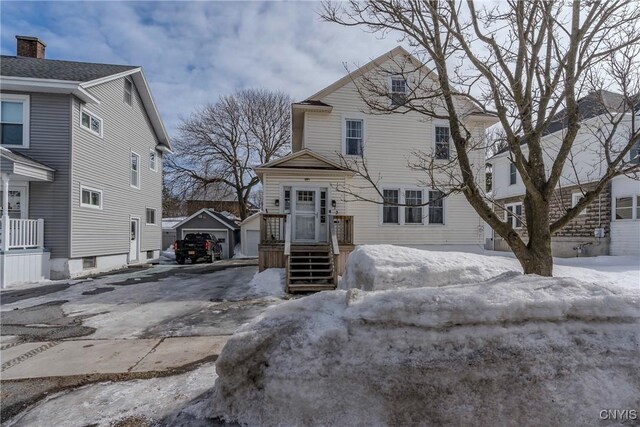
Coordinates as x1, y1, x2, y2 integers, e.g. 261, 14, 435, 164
1, 1, 401, 135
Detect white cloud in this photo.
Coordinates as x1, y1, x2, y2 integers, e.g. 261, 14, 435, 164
1, 1, 403, 135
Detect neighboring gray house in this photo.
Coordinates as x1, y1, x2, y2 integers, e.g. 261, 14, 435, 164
173, 209, 240, 259
0, 36, 171, 287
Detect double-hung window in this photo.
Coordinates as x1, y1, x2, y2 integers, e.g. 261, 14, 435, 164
124, 79, 133, 106
434, 125, 450, 160
505, 203, 523, 228
345, 118, 363, 156
80, 186, 102, 209
390, 78, 407, 106
405, 190, 423, 224
509, 162, 517, 185
571, 193, 586, 216
382, 189, 400, 224
614, 196, 638, 220
146, 208, 157, 225
131, 152, 140, 189
80, 108, 103, 137
149, 150, 157, 171
1, 94, 29, 147
428, 191, 445, 224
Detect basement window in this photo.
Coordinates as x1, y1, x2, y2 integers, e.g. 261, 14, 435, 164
82, 256, 96, 269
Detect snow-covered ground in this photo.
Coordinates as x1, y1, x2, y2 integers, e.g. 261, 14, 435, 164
245, 268, 286, 298
212, 246, 640, 426
341, 245, 639, 291
6, 363, 220, 427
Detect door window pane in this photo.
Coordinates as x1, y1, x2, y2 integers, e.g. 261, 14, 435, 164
0, 190, 22, 218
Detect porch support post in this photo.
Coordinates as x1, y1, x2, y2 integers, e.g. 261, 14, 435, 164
1, 173, 10, 251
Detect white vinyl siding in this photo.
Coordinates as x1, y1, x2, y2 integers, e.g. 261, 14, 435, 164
80, 107, 103, 138
0, 93, 30, 148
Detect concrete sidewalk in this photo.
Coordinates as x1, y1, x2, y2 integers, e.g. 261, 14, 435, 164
1, 336, 228, 380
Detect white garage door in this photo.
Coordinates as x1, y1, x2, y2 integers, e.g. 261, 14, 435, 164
244, 230, 260, 257
182, 229, 229, 259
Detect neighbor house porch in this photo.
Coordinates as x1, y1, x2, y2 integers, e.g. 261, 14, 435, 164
0, 147, 54, 288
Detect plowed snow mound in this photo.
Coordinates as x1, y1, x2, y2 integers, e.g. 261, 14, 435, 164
212, 274, 640, 426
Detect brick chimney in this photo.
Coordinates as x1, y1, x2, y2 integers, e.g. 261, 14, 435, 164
16, 36, 46, 59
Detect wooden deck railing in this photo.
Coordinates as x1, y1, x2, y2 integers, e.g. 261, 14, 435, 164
333, 215, 354, 245
260, 214, 287, 244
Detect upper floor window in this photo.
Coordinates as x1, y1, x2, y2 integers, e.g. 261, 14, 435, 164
614, 195, 639, 220
345, 118, 363, 156
390, 78, 407, 106
80, 185, 102, 209
434, 125, 450, 160
505, 202, 523, 228
124, 79, 133, 106
630, 141, 640, 164
509, 162, 517, 185
571, 193, 586, 216
1, 94, 29, 148
149, 150, 157, 171
80, 108, 103, 138
146, 208, 157, 225
131, 152, 140, 189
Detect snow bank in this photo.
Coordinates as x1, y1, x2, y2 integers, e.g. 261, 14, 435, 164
245, 268, 286, 298
212, 275, 640, 426
341, 245, 519, 290
341, 245, 639, 291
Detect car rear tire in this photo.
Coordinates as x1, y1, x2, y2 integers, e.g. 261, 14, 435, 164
191, 258, 198, 264
176, 256, 185, 265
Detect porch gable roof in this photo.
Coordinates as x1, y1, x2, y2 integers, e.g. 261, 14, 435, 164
255, 149, 351, 177
0, 147, 55, 182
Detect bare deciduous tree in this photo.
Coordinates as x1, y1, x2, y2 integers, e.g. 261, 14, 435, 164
322, 0, 640, 276
167, 89, 291, 220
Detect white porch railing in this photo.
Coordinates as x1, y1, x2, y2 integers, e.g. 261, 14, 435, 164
0, 218, 45, 250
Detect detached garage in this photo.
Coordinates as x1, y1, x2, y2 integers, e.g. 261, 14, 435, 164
240, 212, 261, 257
174, 209, 240, 259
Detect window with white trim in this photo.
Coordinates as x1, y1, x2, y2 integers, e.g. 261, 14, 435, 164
382, 189, 400, 224
571, 193, 586, 216
390, 77, 407, 106
434, 125, 450, 160
614, 195, 639, 220
149, 150, 157, 171
509, 162, 517, 185
124, 79, 133, 106
146, 208, 157, 225
505, 203, 523, 228
345, 118, 363, 156
80, 108, 103, 137
1, 94, 29, 147
283, 186, 291, 213
131, 152, 140, 188
404, 190, 423, 224
80, 186, 102, 209
428, 190, 445, 224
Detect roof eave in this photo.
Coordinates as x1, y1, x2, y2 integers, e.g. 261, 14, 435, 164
0, 76, 100, 104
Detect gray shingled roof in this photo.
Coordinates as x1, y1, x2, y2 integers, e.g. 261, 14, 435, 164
1, 55, 138, 82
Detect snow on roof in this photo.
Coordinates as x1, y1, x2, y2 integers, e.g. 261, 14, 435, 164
162, 217, 186, 229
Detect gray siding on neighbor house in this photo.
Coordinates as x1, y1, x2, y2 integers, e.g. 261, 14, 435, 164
5, 92, 72, 259
175, 214, 238, 257
70, 77, 162, 258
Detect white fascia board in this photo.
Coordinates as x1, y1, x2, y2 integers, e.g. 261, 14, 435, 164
80, 68, 141, 88
0, 76, 100, 104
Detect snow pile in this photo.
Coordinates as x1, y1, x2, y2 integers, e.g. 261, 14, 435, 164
212, 275, 640, 426
245, 268, 286, 298
341, 245, 518, 290
232, 244, 254, 259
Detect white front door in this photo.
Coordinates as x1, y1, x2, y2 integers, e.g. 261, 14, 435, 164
293, 188, 319, 242
130, 218, 139, 262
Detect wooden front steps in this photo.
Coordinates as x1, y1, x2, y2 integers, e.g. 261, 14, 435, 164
286, 244, 337, 293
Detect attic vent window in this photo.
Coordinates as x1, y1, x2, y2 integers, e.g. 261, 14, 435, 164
390, 78, 407, 106
124, 79, 133, 106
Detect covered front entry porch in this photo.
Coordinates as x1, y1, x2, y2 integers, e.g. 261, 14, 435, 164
0, 147, 54, 288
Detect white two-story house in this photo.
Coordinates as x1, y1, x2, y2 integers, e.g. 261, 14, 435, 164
254, 47, 497, 291
0, 36, 171, 287
488, 90, 640, 257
